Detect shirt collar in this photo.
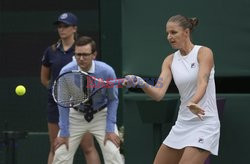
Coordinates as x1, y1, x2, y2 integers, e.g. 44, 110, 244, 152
78, 60, 95, 74
57, 41, 75, 53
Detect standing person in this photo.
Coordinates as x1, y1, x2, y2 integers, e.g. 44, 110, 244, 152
125, 14, 220, 164
41, 12, 100, 164
52, 36, 123, 164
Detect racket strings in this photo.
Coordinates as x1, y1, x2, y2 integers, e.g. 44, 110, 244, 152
54, 72, 90, 107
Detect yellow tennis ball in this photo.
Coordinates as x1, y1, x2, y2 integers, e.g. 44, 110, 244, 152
15, 85, 26, 96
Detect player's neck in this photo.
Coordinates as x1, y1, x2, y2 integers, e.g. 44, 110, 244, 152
180, 42, 194, 56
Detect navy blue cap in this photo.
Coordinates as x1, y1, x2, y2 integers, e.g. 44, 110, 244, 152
54, 12, 78, 26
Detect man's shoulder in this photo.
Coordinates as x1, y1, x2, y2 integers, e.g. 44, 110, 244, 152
61, 60, 77, 74
94, 60, 116, 78
95, 60, 114, 71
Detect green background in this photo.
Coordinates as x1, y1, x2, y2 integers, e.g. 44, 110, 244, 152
1, 0, 250, 163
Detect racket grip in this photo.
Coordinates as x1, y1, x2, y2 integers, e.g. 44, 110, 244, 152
109, 76, 137, 85
133, 76, 137, 82
109, 78, 125, 85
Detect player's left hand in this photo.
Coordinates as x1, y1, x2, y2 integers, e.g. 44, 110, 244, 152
187, 102, 205, 120
104, 132, 121, 148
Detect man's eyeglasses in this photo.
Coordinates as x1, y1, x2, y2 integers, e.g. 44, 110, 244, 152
75, 52, 93, 58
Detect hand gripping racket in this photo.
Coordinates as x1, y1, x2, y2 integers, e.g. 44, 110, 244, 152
52, 70, 124, 108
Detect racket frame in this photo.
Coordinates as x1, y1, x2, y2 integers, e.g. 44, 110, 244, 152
52, 70, 124, 108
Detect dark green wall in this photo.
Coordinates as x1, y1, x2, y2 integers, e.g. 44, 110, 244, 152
99, 0, 123, 126
122, 0, 250, 77
0, 77, 47, 132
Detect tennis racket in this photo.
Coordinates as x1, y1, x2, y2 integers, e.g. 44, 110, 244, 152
52, 70, 124, 108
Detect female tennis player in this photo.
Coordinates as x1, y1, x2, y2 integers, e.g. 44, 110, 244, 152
125, 14, 220, 164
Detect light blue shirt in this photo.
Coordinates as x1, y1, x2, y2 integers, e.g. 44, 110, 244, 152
58, 60, 119, 137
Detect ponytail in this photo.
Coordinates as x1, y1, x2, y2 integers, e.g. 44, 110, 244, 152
188, 17, 199, 32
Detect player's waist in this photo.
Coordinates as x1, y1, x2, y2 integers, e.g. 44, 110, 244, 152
177, 113, 220, 124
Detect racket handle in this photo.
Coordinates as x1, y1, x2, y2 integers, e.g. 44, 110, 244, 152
107, 76, 137, 85
133, 76, 137, 82
109, 78, 125, 85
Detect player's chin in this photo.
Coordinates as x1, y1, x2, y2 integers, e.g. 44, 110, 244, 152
170, 43, 178, 49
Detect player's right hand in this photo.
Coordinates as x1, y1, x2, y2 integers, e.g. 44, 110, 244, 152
54, 137, 69, 151
123, 75, 146, 88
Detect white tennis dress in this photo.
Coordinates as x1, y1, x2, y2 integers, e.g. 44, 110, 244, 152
163, 45, 220, 155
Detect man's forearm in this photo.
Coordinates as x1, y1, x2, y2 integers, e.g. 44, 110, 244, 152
58, 106, 70, 137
